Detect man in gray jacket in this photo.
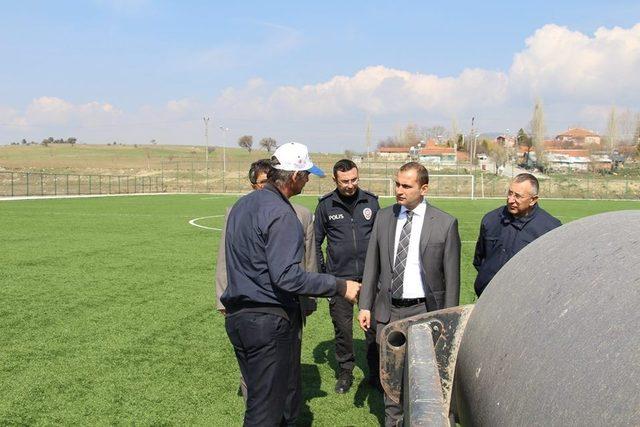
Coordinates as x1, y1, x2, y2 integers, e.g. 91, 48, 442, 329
358, 162, 460, 426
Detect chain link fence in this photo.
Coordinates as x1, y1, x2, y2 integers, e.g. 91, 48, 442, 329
1, 160, 639, 199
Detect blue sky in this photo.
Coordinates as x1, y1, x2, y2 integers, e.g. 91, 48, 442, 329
1, 1, 640, 151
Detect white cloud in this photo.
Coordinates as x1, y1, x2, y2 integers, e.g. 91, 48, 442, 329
3, 23, 640, 149
509, 23, 640, 103
23, 97, 123, 127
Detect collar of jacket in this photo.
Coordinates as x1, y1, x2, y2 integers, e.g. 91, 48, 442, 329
329, 187, 368, 207
264, 183, 296, 212
500, 203, 539, 228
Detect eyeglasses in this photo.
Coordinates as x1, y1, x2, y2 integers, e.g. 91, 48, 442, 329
507, 190, 531, 202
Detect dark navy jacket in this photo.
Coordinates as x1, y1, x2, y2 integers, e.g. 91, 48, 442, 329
314, 188, 379, 280
473, 204, 561, 296
220, 184, 339, 313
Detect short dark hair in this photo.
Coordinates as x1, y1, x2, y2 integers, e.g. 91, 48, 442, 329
399, 162, 429, 186
249, 159, 272, 185
513, 173, 539, 196
333, 159, 358, 177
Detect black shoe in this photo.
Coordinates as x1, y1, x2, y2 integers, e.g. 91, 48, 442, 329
335, 370, 354, 394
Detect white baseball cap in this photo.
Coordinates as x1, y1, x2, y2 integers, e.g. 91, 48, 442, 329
272, 142, 325, 177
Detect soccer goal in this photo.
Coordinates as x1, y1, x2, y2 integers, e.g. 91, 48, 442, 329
359, 175, 475, 199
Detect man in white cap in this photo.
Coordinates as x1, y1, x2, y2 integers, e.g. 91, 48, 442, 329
221, 142, 361, 426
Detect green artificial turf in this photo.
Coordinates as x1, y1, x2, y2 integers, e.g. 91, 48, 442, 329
1, 194, 638, 425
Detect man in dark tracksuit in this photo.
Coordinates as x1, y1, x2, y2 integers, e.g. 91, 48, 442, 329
314, 159, 380, 393
221, 142, 361, 426
474, 173, 561, 296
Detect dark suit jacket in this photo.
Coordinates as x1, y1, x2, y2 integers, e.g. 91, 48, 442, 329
359, 201, 461, 324
216, 203, 317, 313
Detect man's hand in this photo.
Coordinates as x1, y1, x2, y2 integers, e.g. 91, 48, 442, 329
217, 308, 227, 316
343, 280, 361, 303
358, 309, 371, 331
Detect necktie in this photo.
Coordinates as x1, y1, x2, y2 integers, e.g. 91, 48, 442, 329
391, 210, 414, 299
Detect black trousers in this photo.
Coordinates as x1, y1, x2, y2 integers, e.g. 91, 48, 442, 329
329, 295, 379, 377
226, 310, 301, 426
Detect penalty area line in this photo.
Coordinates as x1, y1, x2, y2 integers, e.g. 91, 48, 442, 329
189, 215, 224, 231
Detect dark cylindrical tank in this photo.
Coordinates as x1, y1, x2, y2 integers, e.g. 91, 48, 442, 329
455, 210, 640, 426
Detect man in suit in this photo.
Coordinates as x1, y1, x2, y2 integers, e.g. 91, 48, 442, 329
215, 158, 317, 424
358, 161, 461, 427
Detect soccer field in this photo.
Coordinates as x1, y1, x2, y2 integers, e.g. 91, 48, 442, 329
1, 194, 639, 425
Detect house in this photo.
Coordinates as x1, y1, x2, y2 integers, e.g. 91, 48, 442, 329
518, 146, 612, 171
377, 140, 458, 165
555, 128, 601, 146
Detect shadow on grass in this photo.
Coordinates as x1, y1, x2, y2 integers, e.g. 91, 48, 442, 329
298, 363, 327, 426
312, 338, 384, 424
353, 377, 384, 426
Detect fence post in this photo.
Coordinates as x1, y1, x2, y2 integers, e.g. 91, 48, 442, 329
89, 175, 92, 194
77, 175, 81, 195
26, 172, 30, 196
11, 172, 14, 197
66, 174, 69, 195
191, 161, 195, 193
40, 173, 44, 195
54, 174, 57, 196
177, 162, 180, 192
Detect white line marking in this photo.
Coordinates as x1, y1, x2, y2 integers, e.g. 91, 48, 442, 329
189, 215, 224, 231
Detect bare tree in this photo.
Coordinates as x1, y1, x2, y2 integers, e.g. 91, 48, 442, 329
617, 109, 636, 146
449, 118, 460, 147
530, 98, 546, 166
605, 106, 618, 152
634, 114, 640, 156
237, 135, 253, 152
260, 137, 278, 153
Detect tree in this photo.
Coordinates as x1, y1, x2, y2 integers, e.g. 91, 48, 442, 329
516, 128, 532, 149
449, 118, 460, 147
530, 99, 546, 167
238, 135, 253, 152
484, 139, 509, 173
634, 114, 640, 157
604, 106, 618, 152
260, 137, 278, 153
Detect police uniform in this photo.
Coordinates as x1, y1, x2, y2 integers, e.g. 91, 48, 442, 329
314, 187, 380, 386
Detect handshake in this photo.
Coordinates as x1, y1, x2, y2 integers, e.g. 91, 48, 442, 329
342, 280, 361, 304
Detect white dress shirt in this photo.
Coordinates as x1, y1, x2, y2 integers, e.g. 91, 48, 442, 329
392, 200, 426, 298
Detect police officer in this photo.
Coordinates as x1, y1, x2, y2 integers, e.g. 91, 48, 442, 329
222, 143, 361, 426
314, 159, 380, 393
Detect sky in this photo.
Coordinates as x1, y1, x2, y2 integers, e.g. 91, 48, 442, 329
1, 0, 640, 152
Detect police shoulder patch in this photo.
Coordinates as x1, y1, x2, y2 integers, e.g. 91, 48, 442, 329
363, 207, 373, 221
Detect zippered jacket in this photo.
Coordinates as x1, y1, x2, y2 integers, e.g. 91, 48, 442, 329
314, 188, 379, 280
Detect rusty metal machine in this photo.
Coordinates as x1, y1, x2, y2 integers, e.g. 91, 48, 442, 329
380, 210, 640, 426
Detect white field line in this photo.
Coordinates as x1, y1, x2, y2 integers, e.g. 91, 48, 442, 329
189, 215, 224, 231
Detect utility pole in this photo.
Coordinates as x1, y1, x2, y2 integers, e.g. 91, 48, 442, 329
366, 116, 372, 160
203, 117, 210, 165
470, 116, 475, 164
219, 126, 229, 173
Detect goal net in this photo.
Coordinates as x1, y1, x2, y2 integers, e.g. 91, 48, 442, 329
359, 175, 475, 199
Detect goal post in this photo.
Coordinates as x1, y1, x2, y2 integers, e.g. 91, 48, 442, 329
359, 175, 475, 199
